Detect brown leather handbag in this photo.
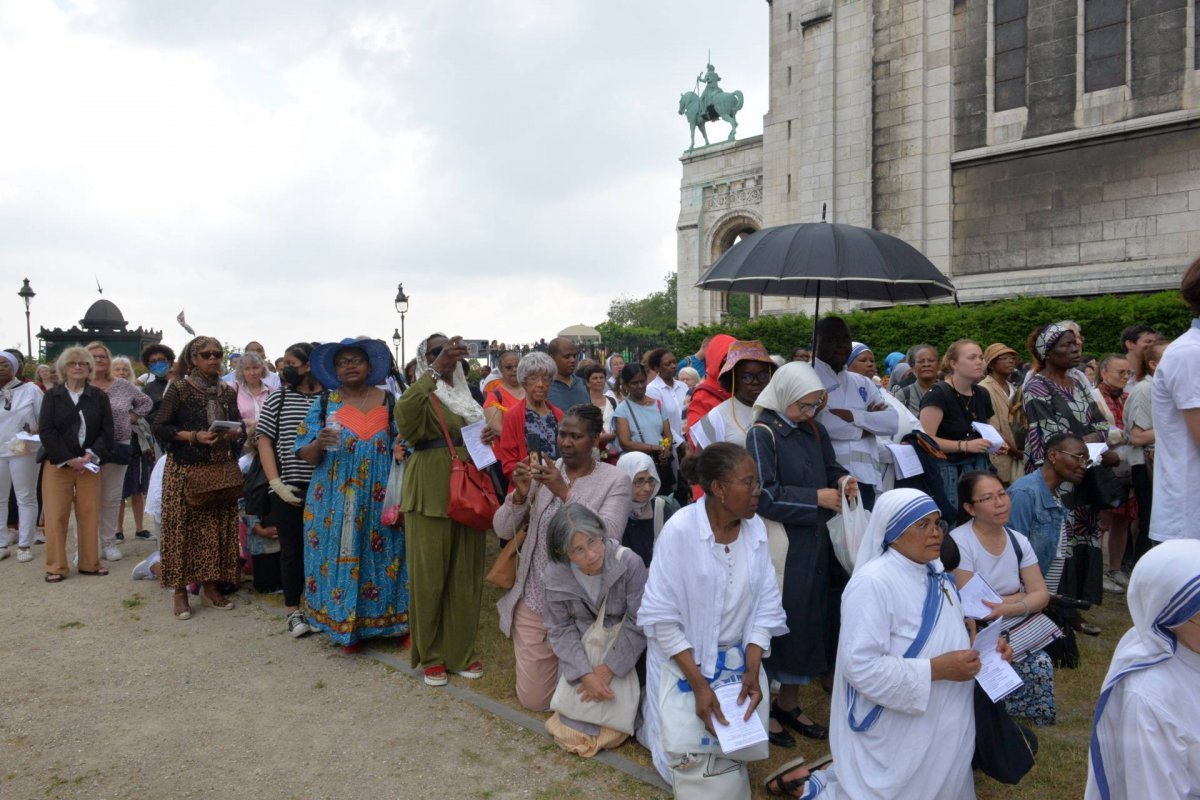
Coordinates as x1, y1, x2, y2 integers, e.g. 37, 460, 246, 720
431, 397, 500, 530
185, 459, 245, 508
485, 526, 527, 589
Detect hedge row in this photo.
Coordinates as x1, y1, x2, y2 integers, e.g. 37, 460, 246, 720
659, 291, 1193, 362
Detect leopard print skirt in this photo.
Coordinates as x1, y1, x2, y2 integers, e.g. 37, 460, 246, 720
159, 456, 240, 588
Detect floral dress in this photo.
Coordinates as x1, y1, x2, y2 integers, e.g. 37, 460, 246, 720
295, 390, 408, 646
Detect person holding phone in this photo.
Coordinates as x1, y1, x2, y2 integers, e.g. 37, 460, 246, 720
152, 336, 245, 619
395, 334, 489, 687
495, 352, 563, 482
613, 363, 673, 494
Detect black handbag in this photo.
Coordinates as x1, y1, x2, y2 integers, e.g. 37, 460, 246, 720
1044, 379, 1124, 511
1060, 541, 1104, 607
109, 441, 133, 466
243, 387, 286, 518
971, 683, 1037, 784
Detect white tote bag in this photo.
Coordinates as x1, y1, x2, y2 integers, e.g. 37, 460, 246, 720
657, 648, 770, 763
549, 567, 641, 735
828, 491, 871, 574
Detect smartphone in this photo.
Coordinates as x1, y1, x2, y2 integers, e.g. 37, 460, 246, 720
525, 432, 542, 464
464, 339, 490, 358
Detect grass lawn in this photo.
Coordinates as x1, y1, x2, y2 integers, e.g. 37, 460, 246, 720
371, 535, 1129, 799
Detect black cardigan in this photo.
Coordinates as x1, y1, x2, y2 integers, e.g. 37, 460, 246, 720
37, 384, 114, 465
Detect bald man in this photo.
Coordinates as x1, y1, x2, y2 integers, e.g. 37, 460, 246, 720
546, 337, 590, 410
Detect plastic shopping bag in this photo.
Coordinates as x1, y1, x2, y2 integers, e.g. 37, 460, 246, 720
381, 460, 405, 529
828, 491, 870, 574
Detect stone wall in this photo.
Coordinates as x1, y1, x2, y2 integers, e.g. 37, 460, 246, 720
951, 124, 1200, 299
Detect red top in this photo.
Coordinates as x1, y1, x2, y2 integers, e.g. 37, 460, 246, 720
497, 397, 564, 480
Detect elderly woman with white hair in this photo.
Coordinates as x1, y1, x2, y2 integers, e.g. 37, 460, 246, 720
765, 488, 1011, 799
542, 502, 648, 757
233, 351, 271, 436
495, 350, 564, 482
1086, 539, 1200, 799
0, 350, 44, 562
37, 346, 115, 581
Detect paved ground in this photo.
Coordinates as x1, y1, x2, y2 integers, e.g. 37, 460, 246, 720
0, 531, 660, 800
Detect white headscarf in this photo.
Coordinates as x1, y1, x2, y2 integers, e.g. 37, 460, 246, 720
1089, 539, 1200, 797
617, 451, 659, 517
415, 335, 483, 424
854, 488, 942, 572
753, 361, 825, 419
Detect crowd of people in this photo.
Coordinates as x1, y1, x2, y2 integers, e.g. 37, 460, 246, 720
3, 262, 1200, 798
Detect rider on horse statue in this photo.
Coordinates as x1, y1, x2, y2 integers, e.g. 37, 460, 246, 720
697, 63, 721, 121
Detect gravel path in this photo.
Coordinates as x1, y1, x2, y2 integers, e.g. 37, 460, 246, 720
1, 532, 661, 800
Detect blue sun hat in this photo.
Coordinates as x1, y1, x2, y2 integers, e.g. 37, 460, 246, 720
310, 337, 392, 389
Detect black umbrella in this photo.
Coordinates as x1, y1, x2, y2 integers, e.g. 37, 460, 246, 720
696, 219, 956, 347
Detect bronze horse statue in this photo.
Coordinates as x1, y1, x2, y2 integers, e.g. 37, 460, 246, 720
679, 89, 743, 151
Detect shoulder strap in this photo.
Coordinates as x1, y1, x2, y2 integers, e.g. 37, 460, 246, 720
653, 496, 665, 542
493, 387, 503, 404
430, 396, 461, 462
1004, 527, 1025, 563
383, 390, 397, 439
319, 391, 330, 427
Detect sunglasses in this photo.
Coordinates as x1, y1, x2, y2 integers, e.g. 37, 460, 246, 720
736, 371, 771, 385
196, 351, 223, 360
1051, 449, 1093, 469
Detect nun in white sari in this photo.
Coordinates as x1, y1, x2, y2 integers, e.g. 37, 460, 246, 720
1086, 539, 1200, 800
772, 489, 980, 799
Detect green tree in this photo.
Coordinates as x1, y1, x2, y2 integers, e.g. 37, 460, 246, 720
603, 273, 677, 329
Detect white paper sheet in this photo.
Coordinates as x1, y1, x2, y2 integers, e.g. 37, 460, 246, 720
15, 431, 40, 442
958, 574, 1004, 620
1086, 442, 1109, 463
970, 421, 1006, 453
884, 443, 924, 478
712, 682, 768, 755
460, 420, 497, 470
689, 421, 711, 450
972, 622, 1024, 702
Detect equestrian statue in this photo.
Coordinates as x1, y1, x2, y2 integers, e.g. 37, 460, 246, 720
679, 61, 743, 152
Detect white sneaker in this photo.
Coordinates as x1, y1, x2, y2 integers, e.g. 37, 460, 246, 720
286, 610, 312, 638
16, 548, 33, 563
1107, 569, 1130, 588
1102, 574, 1125, 594
103, 545, 124, 562
131, 556, 155, 580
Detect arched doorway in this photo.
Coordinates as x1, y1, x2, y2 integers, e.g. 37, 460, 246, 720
707, 213, 761, 321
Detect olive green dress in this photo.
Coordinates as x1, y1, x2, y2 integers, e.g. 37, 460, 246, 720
395, 373, 486, 671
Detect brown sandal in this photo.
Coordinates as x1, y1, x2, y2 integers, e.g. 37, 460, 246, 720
44, 572, 64, 583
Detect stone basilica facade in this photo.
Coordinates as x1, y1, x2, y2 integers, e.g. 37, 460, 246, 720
678, 0, 1200, 326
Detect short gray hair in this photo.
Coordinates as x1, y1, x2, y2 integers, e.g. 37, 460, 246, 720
547, 503, 607, 564
517, 351, 556, 387
55, 346, 95, 382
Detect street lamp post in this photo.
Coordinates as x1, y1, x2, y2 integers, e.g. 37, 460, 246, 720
394, 283, 410, 367
391, 328, 401, 363
17, 278, 35, 365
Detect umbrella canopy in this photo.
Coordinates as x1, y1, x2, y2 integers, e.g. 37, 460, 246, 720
697, 222, 955, 303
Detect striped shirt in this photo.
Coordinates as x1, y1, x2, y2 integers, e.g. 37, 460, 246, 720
256, 388, 321, 488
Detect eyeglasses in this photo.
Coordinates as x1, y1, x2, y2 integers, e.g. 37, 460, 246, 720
632, 476, 657, 487
196, 351, 223, 360
792, 394, 825, 413
970, 490, 1009, 505
335, 356, 367, 367
568, 536, 605, 559
427, 345, 444, 360
1051, 449, 1093, 468
524, 375, 552, 386
736, 371, 770, 385
722, 476, 761, 493
66, 361, 90, 369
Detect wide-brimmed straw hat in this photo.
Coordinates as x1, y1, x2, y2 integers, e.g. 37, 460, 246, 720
310, 337, 392, 389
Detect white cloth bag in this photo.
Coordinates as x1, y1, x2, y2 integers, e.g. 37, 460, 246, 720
657, 648, 770, 763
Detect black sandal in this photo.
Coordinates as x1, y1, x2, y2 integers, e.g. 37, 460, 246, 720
44, 572, 64, 583
772, 702, 829, 740
764, 754, 832, 797
78, 567, 110, 576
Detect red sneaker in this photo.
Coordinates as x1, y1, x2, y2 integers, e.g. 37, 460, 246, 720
341, 642, 364, 655
452, 661, 484, 679
423, 665, 448, 686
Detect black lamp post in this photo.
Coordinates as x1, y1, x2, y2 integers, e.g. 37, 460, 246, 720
394, 283, 410, 367
17, 278, 35, 364
391, 328, 401, 363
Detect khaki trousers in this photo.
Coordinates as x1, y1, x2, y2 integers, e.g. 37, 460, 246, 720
513, 599, 558, 712
42, 466, 102, 575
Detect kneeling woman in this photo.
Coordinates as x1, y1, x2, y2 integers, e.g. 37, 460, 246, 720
637, 442, 788, 791
493, 404, 631, 711
777, 489, 1010, 799
543, 503, 648, 757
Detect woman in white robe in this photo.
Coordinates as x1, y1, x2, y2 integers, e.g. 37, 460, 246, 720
770, 489, 985, 799
637, 442, 788, 791
1086, 539, 1200, 800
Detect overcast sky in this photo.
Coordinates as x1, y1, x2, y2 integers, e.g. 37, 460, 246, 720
1, 0, 769, 363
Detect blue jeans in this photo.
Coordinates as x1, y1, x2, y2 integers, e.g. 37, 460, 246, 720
933, 455, 993, 519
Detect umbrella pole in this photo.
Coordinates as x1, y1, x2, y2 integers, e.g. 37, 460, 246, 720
810, 292, 820, 352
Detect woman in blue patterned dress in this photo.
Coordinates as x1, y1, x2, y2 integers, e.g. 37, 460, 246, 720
296, 338, 409, 653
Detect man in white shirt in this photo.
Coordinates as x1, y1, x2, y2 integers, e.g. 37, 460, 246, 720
1150, 259, 1200, 542
812, 317, 898, 510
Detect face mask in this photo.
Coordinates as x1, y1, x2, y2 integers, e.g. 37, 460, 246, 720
282, 366, 304, 387
149, 362, 170, 378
